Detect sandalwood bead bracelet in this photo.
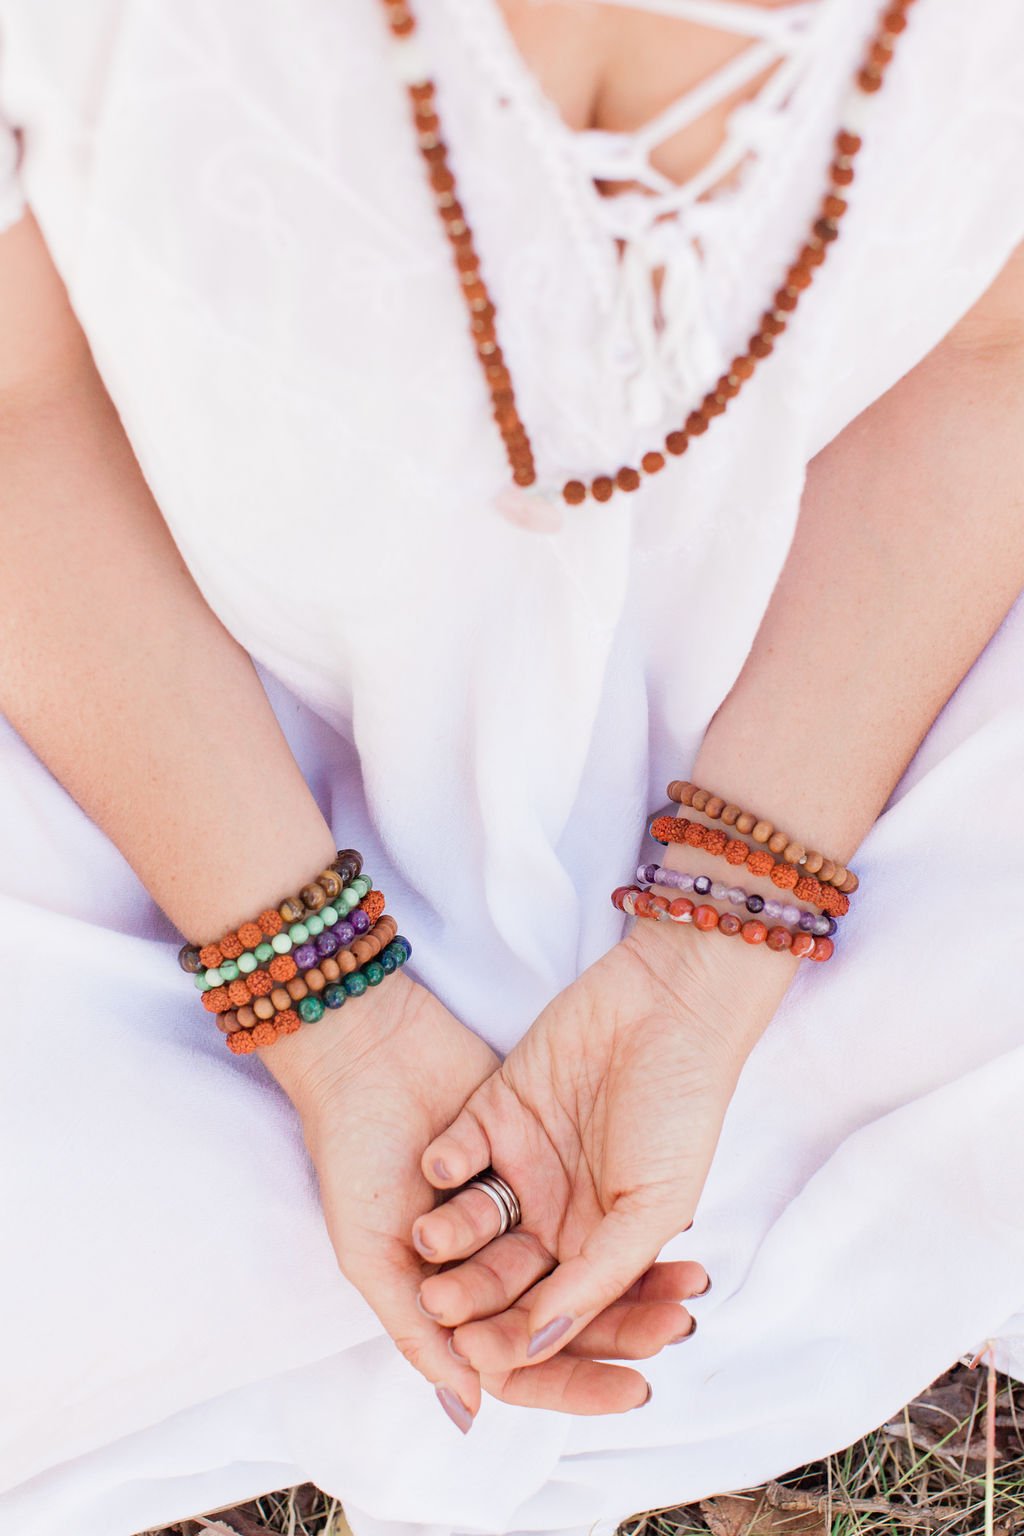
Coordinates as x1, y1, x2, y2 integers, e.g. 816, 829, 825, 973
217, 918, 402, 1031
649, 815, 850, 918
637, 863, 838, 938
612, 885, 833, 962
667, 783, 859, 895
176, 848, 365, 974
223, 936, 413, 1054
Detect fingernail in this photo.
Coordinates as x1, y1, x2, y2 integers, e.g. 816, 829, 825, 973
448, 1334, 471, 1364
416, 1291, 442, 1321
670, 1317, 697, 1343
433, 1158, 453, 1182
526, 1315, 572, 1359
633, 1381, 653, 1409
413, 1228, 436, 1257
436, 1385, 474, 1435
696, 1275, 712, 1296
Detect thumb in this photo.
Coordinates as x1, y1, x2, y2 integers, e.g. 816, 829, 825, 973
523, 1193, 688, 1362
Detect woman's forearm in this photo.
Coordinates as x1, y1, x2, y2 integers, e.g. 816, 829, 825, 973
633, 248, 1024, 1039
0, 212, 336, 943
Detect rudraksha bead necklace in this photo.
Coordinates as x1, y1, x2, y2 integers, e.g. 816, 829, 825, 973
379, 0, 915, 512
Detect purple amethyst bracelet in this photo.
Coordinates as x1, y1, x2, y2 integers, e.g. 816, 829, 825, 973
636, 863, 839, 938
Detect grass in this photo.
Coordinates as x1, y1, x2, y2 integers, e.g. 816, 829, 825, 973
142, 1353, 1024, 1536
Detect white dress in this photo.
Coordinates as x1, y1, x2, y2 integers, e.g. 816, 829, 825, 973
1, 2, 1023, 1534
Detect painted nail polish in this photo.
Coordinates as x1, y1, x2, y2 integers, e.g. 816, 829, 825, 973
436, 1385, 474, 1434
526, 1315, 572, 1359
669, 1317, 697, 1343
448, 1334, 471, 1365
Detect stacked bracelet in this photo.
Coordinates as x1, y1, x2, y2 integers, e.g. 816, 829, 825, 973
666, 782, 858, 894
177, 848, 411, 1052
612, 885, 833, 962
648, 816, 850, 918
636, 863, 838, 938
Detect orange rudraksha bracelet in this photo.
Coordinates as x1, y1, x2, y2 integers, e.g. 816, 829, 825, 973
649, 815, 850, 918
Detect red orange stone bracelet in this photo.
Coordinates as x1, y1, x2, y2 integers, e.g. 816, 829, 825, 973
612, 885, 834, 963
648, 815, 850, 917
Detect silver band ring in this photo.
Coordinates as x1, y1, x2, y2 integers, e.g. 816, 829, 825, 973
463, 1170, 522, 1237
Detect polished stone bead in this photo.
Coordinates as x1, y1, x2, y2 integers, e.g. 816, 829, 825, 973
344, 971, 369, 997
238, 952, 258, 975
711, 882, 729, 900
393, 936, 413, 960
271, 933, 293, 955
693, 904, 720, 931
204, 967, 223, 987
767, 927, 793, 951
320, 906, 339, 927
798, 912, 818, 933
305, 913, 325, 937
364, 960, 386, 986
782, 904, 802, 926
380, 950, 398, 973
741, 920, 768, 945
288, 922, 310, 945
297, 995, 325, 1023
254, 942, 274, 963
728, 886, 746, 905
719, 913, 742, 937
694, 876, 712, 896
317, 930, 340, 958
323, 984, 347, 1009
351, 909, 371, 935
812, 914, 831, 936
334, 921, 355, 945
179, 946, 204, 975
825, 917, 839, 936
746, 894, 765, 913
194, 973, 211, 992
294, 943, 318, 970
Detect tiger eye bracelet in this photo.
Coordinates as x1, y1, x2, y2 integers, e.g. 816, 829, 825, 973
666, 782, 859, 894
649, 815, 850, 917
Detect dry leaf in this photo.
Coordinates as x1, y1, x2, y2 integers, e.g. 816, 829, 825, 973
700, 1492, 826, 1536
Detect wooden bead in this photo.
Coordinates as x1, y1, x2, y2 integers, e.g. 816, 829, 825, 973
337, 950, 358, 975
817, 858, 837, 884
750, 333, 774, 356
836, 129, 862, 156
691, 788, 711, 811
768, 831, 789, 855
751, 819, 774, 844
705, 796, 726, 819
822, 194, 848, 220
731, 355, 756, 380
857, 65, 884, 92
803, 850, 825, 875
286, 977, 307, 1001
641, 450, 665, 474
686, 409, 709, 435
719, 372, 742, 395
829, 865, 848, 890
762, 311, 787, 335
305, 968, 326, 992
253, 996, 275, 1021
735, 812, 756, 835
831, 160, 856, 185
351, 939, 373, 964
216, 1011, 239, 1034
616, 467, 641, 492
320, 957, 341, 983
236, 1006, 257, 1030
783, 842, 806, 865
592, 476, 614, 502
270, 988, 291, 1012
666, 781, 691, 804
563, 480, 586, 505
840, 870, 860, 895
721, 804, 741, 826
665, 430, 689, 455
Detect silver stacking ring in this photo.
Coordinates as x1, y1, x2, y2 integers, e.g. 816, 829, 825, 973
463, 1169, 522, 1238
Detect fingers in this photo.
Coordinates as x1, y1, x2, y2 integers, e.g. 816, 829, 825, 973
419, 1228, 555, 1325
421, 1101, 493, 1190
483, 1355, 651, 1415
622, 1260, 710, 1305
412, 1184, 509, 1263
452, 1290, 692, 1372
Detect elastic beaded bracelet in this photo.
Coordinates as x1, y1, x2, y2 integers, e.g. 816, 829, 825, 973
177, 848, 367, 973
636, 863, 838, 937
612, 886, 833, 962
223, 938, 413, 1053
666, 782, 859, 895
203, 911, 397, 1016
191, 884, 383, 991
216, 917, 401, 1028
648, 815, 850, 918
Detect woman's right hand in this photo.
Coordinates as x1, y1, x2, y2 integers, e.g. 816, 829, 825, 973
263, 970, 691, 1428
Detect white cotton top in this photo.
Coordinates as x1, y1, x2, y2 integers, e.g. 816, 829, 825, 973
1, 3, 1024, 1535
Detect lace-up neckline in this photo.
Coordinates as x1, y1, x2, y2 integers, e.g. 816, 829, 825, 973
441, 0, 847, 430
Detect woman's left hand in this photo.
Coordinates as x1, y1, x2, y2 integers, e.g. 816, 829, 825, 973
413, 917, 781, 1382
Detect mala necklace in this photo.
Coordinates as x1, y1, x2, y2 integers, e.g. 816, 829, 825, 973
378, 0, 915, 515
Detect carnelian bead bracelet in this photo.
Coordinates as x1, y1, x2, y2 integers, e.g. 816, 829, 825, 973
648, 815, 850, 917
666, 781, 859, 895
379, 0, 917, 508
612, 885, 834, 963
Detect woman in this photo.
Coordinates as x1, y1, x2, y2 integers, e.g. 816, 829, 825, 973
1, 0, 1023, 1532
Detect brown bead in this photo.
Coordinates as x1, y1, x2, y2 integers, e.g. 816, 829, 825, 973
705, 796, 725, 819
783, 842, 806, 865
300, 883, 327, 913
840, 870, 860, 895
642, 450, 665, 474
774, 289, 798, 311
751, 819, 774, 844
787, 266, 813, 291
822, 194, 848, 222
513, 465, 537, 486
456, 249, 479, 274
216, 1011, 240, 1034
704, 393, 727, 417
351, 939, 373, 964
869, 40, 893, 68
686, 410, 709, 435
286, 977, 307, 1001
750, 334, 774, 357
813, 217, 840, 244
816, 858, 837, 884
665, 430, 689, 455
305, 968, 326, 992
719, 373, 741, 395
279, 896, 305, 923
719, 913, 742, 938
429, 165, 455, 193
718, 805, 740, 828
735, 812, 756, 836
318, 870, 343, 900
409, 82, 435, 104
800, 241, 827, 267
253, 996, 275, 1021
802, 850, 824, 875
829, 866, 849, 891
691, 788, 711, 811
337, 949, 357, 975
439, 199, 464, 223
768, 831, 789, 855
881, 7, 907, 31
236, 1006, 257, 1030
673, 782, 696, 805
616, 467, 641, 492
320, 957, 341, 983
389, 11, 415, 37
762, 311, 787, 335
731, 355, 756, 380
421, 141, 448, 164
592, 476, 614, 502
831, 160, 856, 185
563, 480, 587, 505
415, 111, 440, 134
270, 988, 291, 1013
836, 129, 862, 156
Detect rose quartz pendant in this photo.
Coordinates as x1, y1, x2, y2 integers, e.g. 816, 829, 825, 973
493, 487, 564, 535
